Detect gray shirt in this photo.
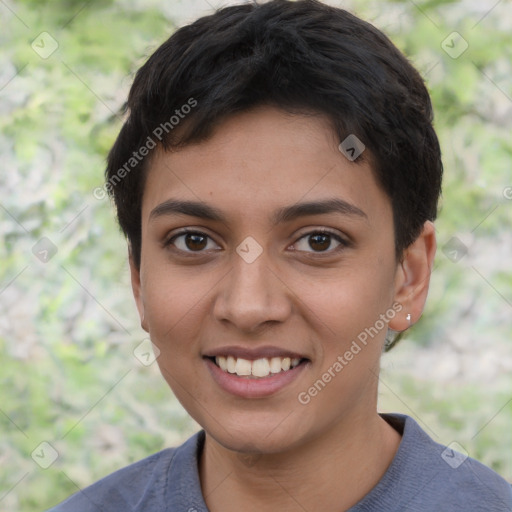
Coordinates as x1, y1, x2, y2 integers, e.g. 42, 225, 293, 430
47, 413, 512, 511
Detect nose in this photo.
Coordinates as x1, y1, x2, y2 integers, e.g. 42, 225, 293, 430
212, 249, 292, 334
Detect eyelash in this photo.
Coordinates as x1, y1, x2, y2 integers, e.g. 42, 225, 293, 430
163, 228, 350, 257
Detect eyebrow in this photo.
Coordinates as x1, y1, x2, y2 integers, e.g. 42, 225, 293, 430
149, 198, 368, 225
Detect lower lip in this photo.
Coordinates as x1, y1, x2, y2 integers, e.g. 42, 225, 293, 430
204, 358, 308, 398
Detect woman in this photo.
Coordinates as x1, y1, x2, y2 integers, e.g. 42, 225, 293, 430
48, 1, 512, 510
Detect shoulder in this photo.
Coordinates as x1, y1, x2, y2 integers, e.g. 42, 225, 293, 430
360, 413, 512, 512
45, 431, 204, 512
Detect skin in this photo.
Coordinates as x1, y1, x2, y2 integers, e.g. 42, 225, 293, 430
129, 105, 436, 511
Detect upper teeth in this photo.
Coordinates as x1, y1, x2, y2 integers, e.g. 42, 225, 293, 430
215, 356, 302, 377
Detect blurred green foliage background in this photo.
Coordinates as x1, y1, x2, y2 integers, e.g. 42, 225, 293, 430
1, 0, 511, 510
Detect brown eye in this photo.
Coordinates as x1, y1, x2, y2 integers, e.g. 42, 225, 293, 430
183, 233, 208, 251
292, 230, 348, 254
166, 231, 219, 253
308, 233, 332, 252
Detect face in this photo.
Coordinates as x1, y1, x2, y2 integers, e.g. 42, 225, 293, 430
131, 105, 416, 454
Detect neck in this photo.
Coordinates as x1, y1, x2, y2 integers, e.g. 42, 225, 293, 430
199, 412, 402, 512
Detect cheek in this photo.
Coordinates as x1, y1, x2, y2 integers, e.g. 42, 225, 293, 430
143, 271, 208, 403
142, 267, 207, 352
299, 263, 395, 339
298, 272, 393, 409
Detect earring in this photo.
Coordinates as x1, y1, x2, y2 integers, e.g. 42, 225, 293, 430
406, 313, 411, 325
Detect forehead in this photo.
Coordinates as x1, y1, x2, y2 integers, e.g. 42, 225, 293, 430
141, 106, 390, 227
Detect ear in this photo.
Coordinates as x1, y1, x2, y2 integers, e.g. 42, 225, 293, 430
388, 221, 436, 332
128, 245, 149, 333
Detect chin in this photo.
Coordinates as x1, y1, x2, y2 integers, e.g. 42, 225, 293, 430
202, 410, 312, 455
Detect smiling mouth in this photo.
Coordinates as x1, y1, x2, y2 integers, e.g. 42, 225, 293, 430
206, 355, 309, 378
